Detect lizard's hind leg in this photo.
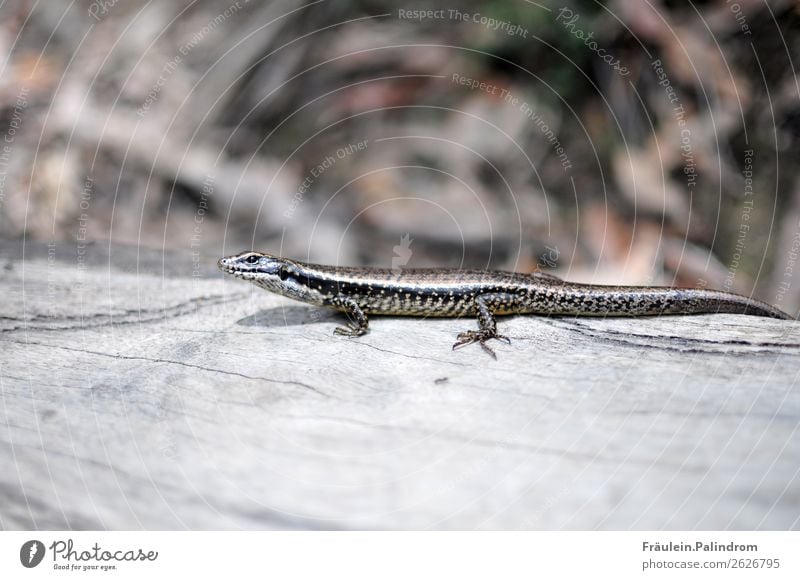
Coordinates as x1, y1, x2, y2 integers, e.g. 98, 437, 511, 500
452, 293, 517, 358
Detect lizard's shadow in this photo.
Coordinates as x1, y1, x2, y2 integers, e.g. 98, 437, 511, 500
236, 305, 340, 328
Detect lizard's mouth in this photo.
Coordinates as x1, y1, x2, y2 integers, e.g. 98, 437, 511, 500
218, 258, 243, 275
218, 262, 271, 282
222, 267, 250, 278
218, 261, 248, 278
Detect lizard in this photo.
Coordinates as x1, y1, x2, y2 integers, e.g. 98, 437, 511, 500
218, 251, 793, 357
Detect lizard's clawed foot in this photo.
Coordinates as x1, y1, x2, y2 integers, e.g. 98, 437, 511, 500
452, 329, 511, 358
334, 323, 367, 338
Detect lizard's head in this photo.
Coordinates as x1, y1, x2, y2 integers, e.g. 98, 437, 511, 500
218, 251, 324, 304
218, 251, 286, 280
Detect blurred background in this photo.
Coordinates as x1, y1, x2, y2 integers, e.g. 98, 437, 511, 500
1, 0, 799, 312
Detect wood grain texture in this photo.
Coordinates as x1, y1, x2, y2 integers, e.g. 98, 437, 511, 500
1, 240, 798, 530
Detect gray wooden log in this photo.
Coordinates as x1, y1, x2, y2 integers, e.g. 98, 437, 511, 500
1, 239, 798, 530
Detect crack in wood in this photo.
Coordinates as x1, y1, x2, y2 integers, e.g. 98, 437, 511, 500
0, 292, 249, 334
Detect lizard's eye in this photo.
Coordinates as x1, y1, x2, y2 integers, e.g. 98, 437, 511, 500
245, 254, 260, 264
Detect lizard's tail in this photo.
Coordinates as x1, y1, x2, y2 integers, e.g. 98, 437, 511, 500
542, 285, 793, 320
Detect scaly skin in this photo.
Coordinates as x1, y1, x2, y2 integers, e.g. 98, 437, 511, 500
218, 251, 792, 357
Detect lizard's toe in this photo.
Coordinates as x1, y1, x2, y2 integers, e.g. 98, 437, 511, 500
452, 329, 510, 357
334, 324, 366, 338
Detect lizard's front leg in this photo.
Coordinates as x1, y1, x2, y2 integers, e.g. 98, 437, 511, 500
331, 296, 369, 337
452, 293, 515, 358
